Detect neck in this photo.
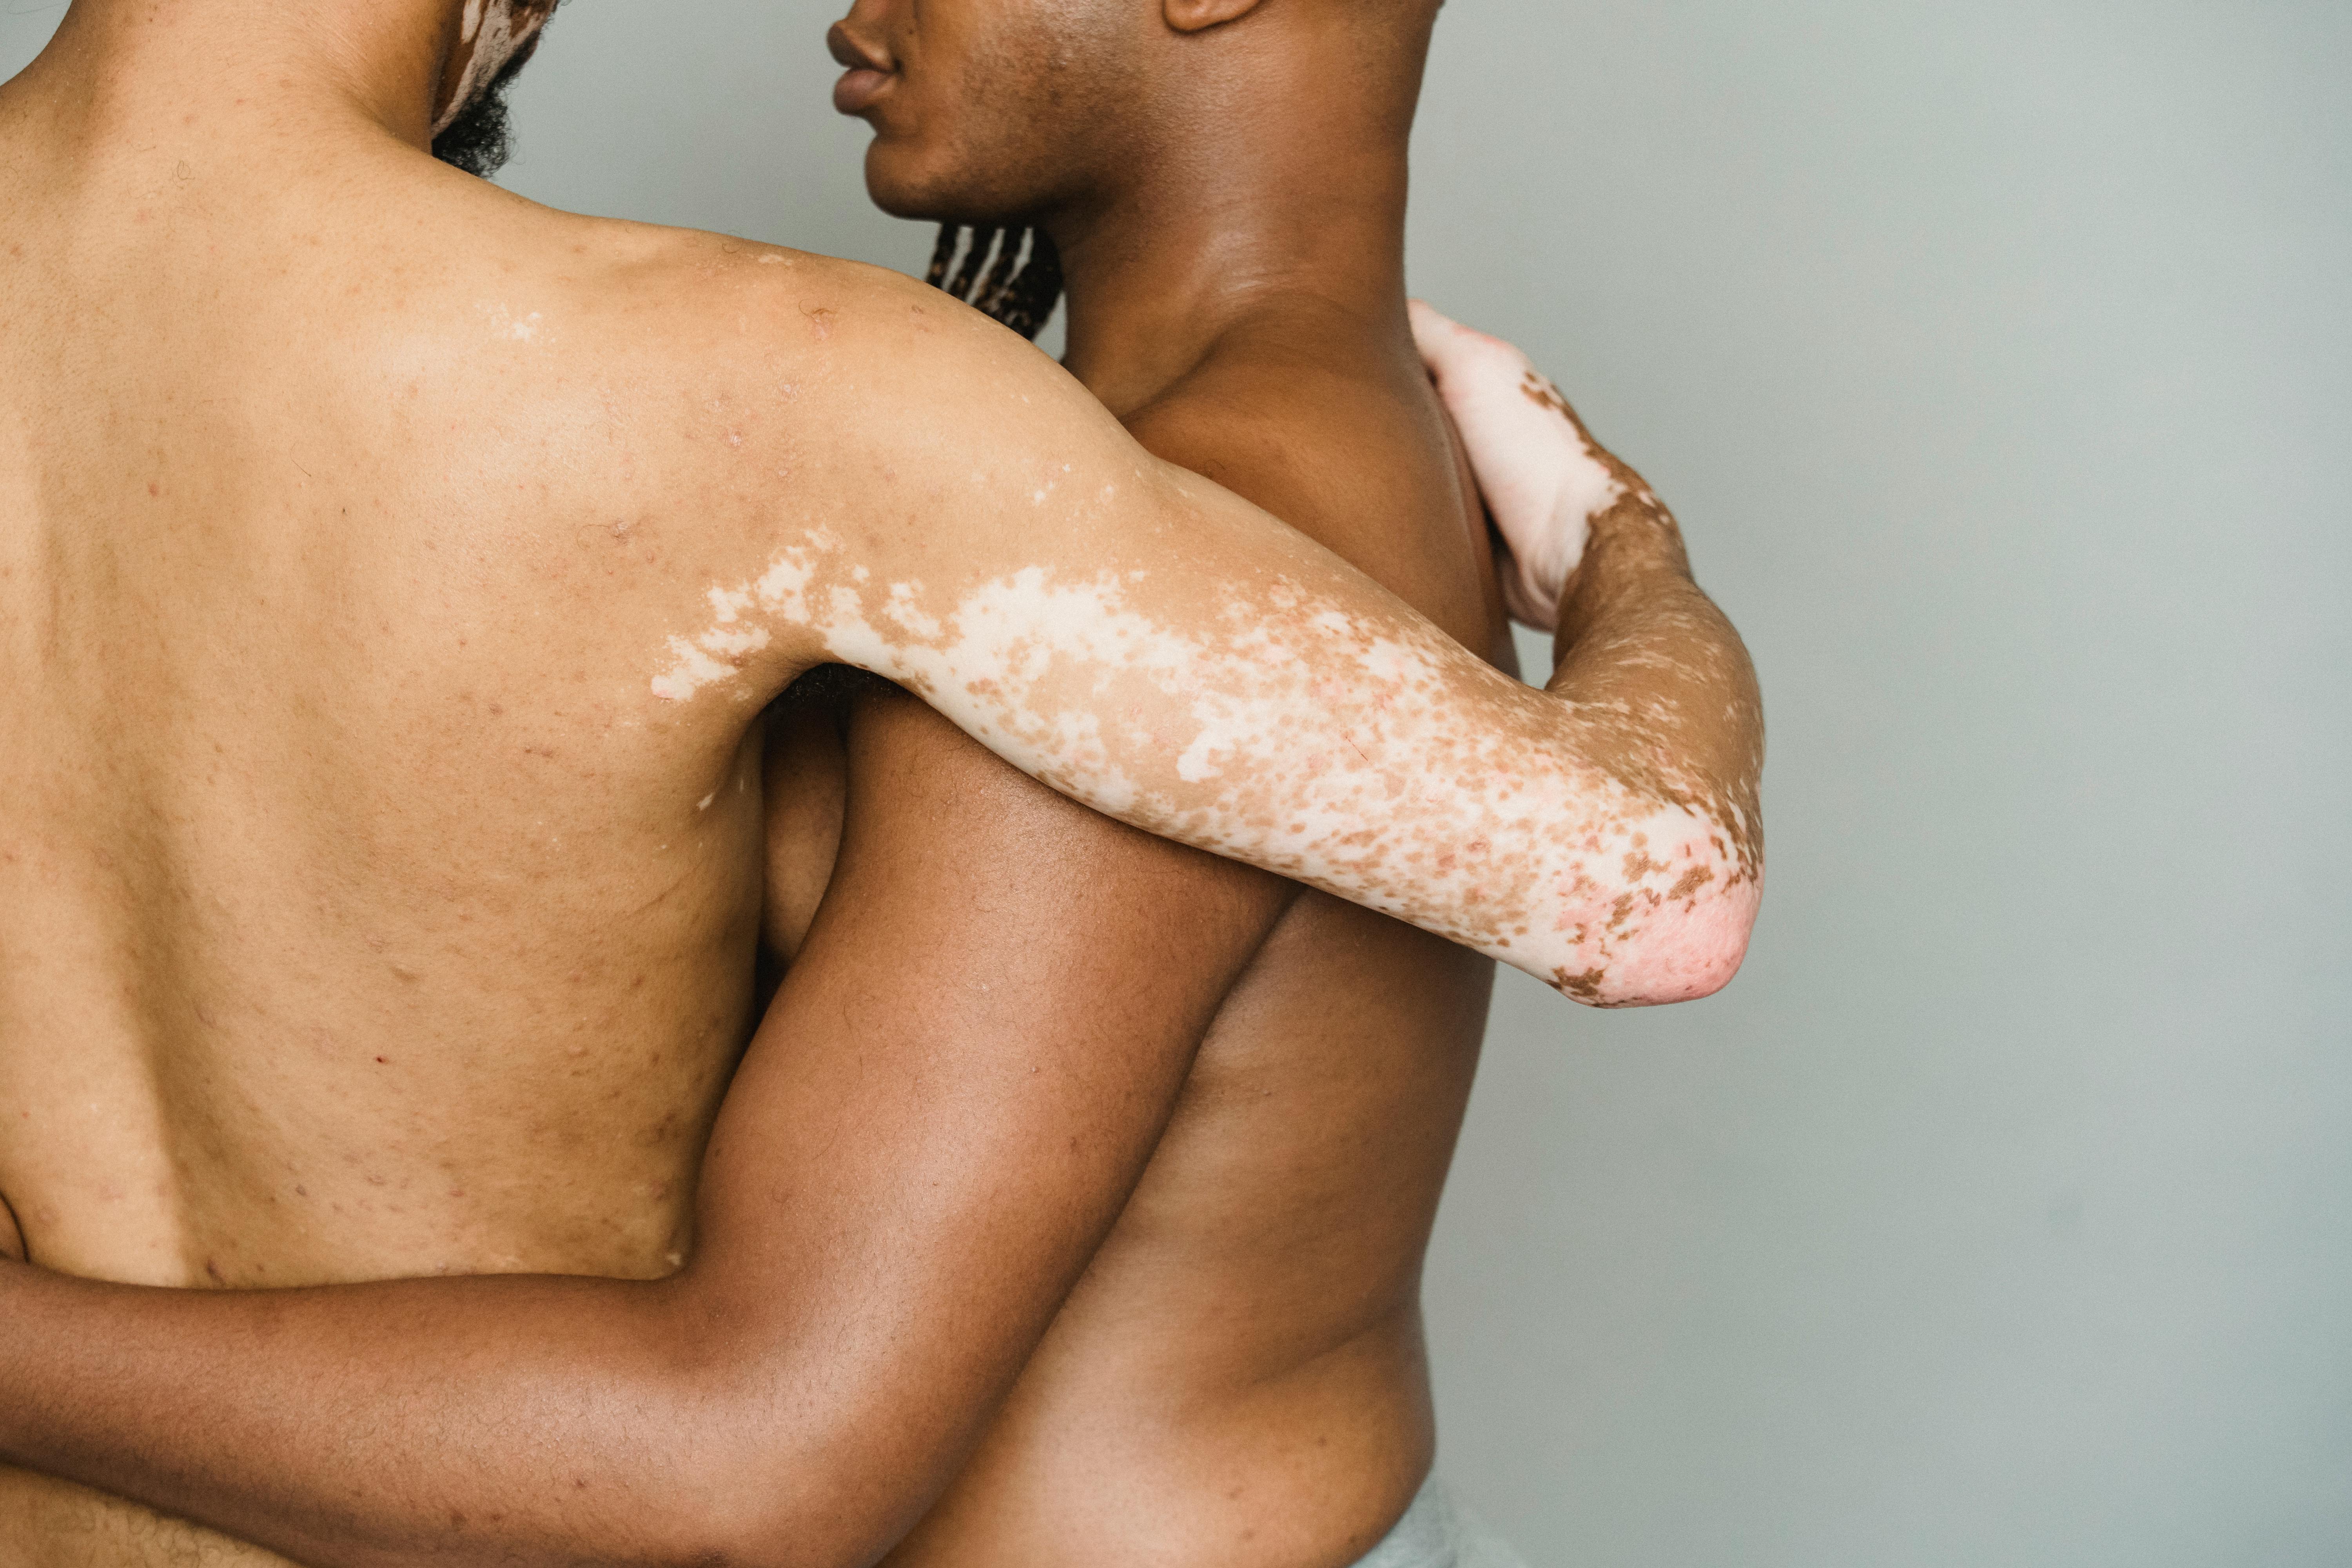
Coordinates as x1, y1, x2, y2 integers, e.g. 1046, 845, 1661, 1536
1046, 106, 1413, 418
25, 0, 459, 155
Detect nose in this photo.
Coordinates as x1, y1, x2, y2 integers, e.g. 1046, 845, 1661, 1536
827, 18, 893, 74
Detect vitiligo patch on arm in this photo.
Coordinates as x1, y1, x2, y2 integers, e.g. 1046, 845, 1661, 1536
648, 524, 1754, 1006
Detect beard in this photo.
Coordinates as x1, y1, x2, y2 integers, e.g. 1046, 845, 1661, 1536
431, 24, 547, 179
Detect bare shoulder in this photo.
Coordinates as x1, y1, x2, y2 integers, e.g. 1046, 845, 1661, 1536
358, 196, 1168, 689
381, 186, 1120, 478
1120, 314, 1500, 650
1123, 319, 1437, 538
528, 216, 1119, 452
514, 213, 1149, 524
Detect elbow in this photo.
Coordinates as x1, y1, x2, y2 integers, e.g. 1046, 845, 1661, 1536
1604, 909, 1754, 1007
570, 1353, 889, 1568
1547, 858, 1762, 1009
637, 1389, 931, 1568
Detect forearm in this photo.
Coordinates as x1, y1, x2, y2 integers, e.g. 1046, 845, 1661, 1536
1535, 490, 1764, 1002
1551, 492, 1762, 793
0, 1260, 774, 1568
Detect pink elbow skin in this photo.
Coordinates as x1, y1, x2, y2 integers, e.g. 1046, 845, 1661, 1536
1559, 878, 1760, 1008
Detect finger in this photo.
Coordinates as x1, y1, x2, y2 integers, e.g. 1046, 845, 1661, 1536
1408, 299, 1525, 383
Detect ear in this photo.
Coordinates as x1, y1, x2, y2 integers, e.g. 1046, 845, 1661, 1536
1162, 0, 1269, 34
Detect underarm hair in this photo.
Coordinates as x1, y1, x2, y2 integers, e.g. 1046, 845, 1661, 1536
926, 225, 1064, 342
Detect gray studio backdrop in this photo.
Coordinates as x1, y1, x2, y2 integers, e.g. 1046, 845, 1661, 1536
6, 2, 2347, 1564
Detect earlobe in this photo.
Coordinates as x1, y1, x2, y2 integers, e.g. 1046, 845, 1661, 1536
1162, 0, 1268, 35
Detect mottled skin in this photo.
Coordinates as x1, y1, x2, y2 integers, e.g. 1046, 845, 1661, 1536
0, 0, 1760, 1564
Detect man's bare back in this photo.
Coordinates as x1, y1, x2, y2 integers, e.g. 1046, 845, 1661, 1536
0, 81, 820, 1555
0, 2, 1761, 1563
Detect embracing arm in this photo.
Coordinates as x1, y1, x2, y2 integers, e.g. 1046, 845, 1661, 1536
693, 271, 1760, 1005
0, 691, 1292, 1568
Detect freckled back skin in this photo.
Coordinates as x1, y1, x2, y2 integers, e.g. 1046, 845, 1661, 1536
0, 151, 803, 1563
855, 308, 1516, 1568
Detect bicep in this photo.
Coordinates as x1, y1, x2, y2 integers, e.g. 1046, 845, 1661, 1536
686, 688, 1287, 1505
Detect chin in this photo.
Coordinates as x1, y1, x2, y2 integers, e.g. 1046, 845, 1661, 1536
863, 143, 954, 223
863, 143, 1047, 230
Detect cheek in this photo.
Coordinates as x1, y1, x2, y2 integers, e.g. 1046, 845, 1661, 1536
866, 73, 986, 184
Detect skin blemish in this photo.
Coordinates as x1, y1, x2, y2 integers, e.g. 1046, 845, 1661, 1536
481, 303, 544, 343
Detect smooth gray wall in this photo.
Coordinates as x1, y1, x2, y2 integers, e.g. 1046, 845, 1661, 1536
6, 3, 2346, 1564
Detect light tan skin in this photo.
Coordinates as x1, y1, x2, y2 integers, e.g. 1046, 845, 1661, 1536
0, 0, 1760, 1563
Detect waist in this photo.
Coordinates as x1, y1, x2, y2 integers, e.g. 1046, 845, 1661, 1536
885, 1307, 1435, 1568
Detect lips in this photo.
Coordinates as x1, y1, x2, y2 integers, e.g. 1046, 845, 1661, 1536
833, 67, 891, 115
827, 23, 895, 116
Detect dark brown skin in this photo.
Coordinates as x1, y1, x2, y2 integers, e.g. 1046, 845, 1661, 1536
838, 2, 1512, 1561
0, 0, 1758, 1563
